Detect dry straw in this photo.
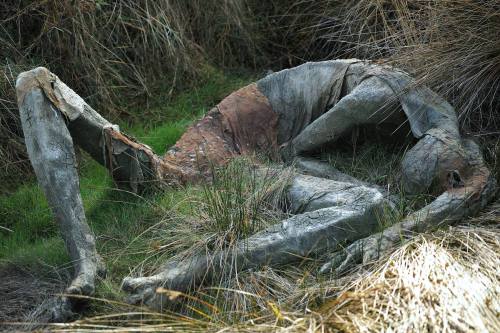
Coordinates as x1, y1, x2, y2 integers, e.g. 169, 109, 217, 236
323, 223, 500, 332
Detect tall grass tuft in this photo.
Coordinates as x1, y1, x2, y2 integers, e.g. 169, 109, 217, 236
201, 158, 289, 246
124, 157, 292, 278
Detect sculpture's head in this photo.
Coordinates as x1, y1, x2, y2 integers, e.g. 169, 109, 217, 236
401, 132, 470, 194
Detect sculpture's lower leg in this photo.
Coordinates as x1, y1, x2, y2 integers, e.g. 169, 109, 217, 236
122, 174, 392, 309
18, 86, 104, 321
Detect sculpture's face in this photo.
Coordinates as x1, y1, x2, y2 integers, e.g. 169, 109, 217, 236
401, 135, 469, 195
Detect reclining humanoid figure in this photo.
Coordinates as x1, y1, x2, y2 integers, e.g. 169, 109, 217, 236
16, 59, 496, 320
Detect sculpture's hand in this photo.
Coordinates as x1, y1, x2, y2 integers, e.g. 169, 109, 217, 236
279, 141, 297, 163
122, 275, 166, 308
319, 234, 396, 276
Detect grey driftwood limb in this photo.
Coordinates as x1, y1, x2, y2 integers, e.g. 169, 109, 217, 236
16, 68, 107, 321
16, 60, 496, 318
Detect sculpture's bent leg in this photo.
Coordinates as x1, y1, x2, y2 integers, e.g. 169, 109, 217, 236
122, 174, 393, 309
320, 139, 497, 274
16, 67, 165, 321
17, 74, 105, 321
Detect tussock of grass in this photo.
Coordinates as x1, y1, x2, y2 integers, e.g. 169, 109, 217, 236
124, 157, 292, 277
322, 222, 500, 332
201, 159, 290, 245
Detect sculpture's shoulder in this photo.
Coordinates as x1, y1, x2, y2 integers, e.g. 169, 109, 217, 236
258, 59, 364, 84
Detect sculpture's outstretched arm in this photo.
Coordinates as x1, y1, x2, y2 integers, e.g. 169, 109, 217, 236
281, 75, 399, 160
320, 139, 497, 274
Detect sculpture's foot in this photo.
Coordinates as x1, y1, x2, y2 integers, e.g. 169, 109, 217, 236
122, 274, 168, 309
66, 255, 106, 296
27, 257, 106, 324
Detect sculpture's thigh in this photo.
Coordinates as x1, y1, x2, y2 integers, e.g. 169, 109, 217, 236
289, 76, 399, 156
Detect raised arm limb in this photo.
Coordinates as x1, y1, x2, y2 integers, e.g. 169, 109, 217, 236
16, 67, 166, 321
281, 76, 400, 160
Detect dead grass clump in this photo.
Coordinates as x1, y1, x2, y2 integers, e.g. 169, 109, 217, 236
259, 0, 499, 133
321, 222, 500, 332
176, 0, 263, 68
0, 263, 66, 329
201, 159, 291, 246
248, 0, 344, 67
0, 0, 260, 112
1, 0, 197, 111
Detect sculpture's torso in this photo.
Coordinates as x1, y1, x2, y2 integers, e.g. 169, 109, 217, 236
158, 59, 462, 190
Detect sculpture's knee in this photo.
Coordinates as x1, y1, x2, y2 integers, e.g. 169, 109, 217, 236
16, 67, 55, 107
402, 133, 469, 194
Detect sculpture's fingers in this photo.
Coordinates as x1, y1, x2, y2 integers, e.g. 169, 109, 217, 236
319, 250, 348, 274
27, 296, 76, 324
319, 235, 389, 276
125, 287, 157, 306
334, 243, 365, 276
319, 240, 365, 275
122, 275, 169, 308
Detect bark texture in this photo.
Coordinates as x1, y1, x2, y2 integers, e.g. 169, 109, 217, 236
17, 68, 106, 321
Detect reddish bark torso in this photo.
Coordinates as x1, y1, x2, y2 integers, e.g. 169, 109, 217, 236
160, 83, 278, 184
